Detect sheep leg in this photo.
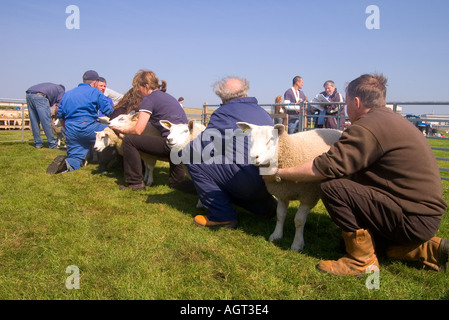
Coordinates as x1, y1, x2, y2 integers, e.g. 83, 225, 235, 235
290, 203, 312, 251
196, 199, 204, 208
269, 199, 289, 242
143, 161, 154, 186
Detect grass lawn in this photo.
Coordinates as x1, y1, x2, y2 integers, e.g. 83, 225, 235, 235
0, 138, 448, 301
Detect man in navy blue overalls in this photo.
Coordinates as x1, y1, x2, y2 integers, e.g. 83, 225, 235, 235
47, 70, 114, 174
186, 77, 277, 228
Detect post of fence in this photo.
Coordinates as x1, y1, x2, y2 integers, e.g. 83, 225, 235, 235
337, 104, 341, 130
202, 102, 208, 127
299, 102, 305, 131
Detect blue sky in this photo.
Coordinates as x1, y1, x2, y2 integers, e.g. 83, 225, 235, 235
1, 0, 448, 114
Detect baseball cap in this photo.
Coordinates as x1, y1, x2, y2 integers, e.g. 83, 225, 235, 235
83, 70, 100, 81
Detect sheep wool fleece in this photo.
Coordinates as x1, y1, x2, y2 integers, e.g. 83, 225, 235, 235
57, 83, 114, 170
186, 97, 277, 222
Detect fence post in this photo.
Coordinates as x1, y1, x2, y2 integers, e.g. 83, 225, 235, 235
337, 104, 341, 130
202, 102, 208, 127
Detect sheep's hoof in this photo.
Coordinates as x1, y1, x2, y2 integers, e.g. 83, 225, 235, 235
290, 243, 305, 252
269, 233, 282, 242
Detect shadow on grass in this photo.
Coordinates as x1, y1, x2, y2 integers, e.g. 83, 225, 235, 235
144, 183, 343, 260
91, 163, 345, 260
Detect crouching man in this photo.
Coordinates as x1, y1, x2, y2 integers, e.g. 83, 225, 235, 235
47, 70, 114, 174
185, 77, 277, 228
264, 73, 448, 275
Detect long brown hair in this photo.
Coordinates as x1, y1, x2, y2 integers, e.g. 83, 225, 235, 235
132, 69, 167, 92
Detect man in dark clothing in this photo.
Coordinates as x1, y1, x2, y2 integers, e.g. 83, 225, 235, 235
186, 77, 277, 228
266, 74, 448, 275
26, 82, 65, 148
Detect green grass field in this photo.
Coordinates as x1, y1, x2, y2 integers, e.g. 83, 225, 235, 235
0, 138, 449, 301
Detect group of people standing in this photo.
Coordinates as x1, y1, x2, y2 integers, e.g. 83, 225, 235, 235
27, 69, 449, 276
277, 76, 346, 133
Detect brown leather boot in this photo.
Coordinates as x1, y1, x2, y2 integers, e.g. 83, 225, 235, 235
317, 229, 379, 276
386, 237, 449, 272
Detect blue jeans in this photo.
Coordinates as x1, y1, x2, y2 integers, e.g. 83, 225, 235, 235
288, 118, 300, 134
26, 93, 58, 148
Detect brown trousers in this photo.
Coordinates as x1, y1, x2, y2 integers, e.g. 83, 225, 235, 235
320, 179, 441, 246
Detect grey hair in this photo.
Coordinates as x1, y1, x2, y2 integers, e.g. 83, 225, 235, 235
213, 76, 250, 104
323, 80, 335, 88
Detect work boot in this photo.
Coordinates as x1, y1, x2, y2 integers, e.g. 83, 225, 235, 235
386, 237, 449, 272
194, 215, 238, 229
46, 155, 68, 174
317, 229, 379, 276
119, 182, 146, 191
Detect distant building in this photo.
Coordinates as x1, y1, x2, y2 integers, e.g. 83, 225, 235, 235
386, 104, 402, 113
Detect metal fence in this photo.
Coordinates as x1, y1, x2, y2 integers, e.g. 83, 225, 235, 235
0, 99, 31, 142
202, 101, 449, 180
2, 98, 449, 180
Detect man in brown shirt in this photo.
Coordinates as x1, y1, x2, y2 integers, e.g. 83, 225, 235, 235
267, 74, 448, 275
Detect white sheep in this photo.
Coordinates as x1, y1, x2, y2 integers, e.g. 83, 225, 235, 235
159, 119, 206, 153
94, 112, 168, 186
159, 119, 206, 208
236, 122, 342, 251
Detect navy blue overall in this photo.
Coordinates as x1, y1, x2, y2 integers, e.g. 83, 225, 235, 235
186, 97, 276, 222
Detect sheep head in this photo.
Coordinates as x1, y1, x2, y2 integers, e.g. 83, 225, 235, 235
94, 130, 109, 152
94, 127, 116, 152
236, 122, 285, 169
160, 120, 204, 153
108, 111, 138, 130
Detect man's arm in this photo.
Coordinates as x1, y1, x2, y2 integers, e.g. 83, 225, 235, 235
263, 160, 325, 183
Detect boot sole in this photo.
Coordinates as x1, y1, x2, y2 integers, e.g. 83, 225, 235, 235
193, 219, 238, 229
315, 262, 378, 277
46, 155, 67, 174
438, 239, 449, 272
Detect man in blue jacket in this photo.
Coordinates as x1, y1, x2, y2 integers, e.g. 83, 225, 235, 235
47, 70, 114, 174
185, 77, 277, 228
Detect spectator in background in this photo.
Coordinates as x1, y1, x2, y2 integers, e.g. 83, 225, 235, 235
47, 70, 114, 174
283, 76, 307, 133
273, 95, 284, 125
314, 80, 346, 129
178, 97, 184, 108
25, 82, 65, 149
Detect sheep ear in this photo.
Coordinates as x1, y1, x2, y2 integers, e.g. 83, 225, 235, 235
236, 122, 251, 132
274, 124, 285, 136
159, 120, 172, 129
